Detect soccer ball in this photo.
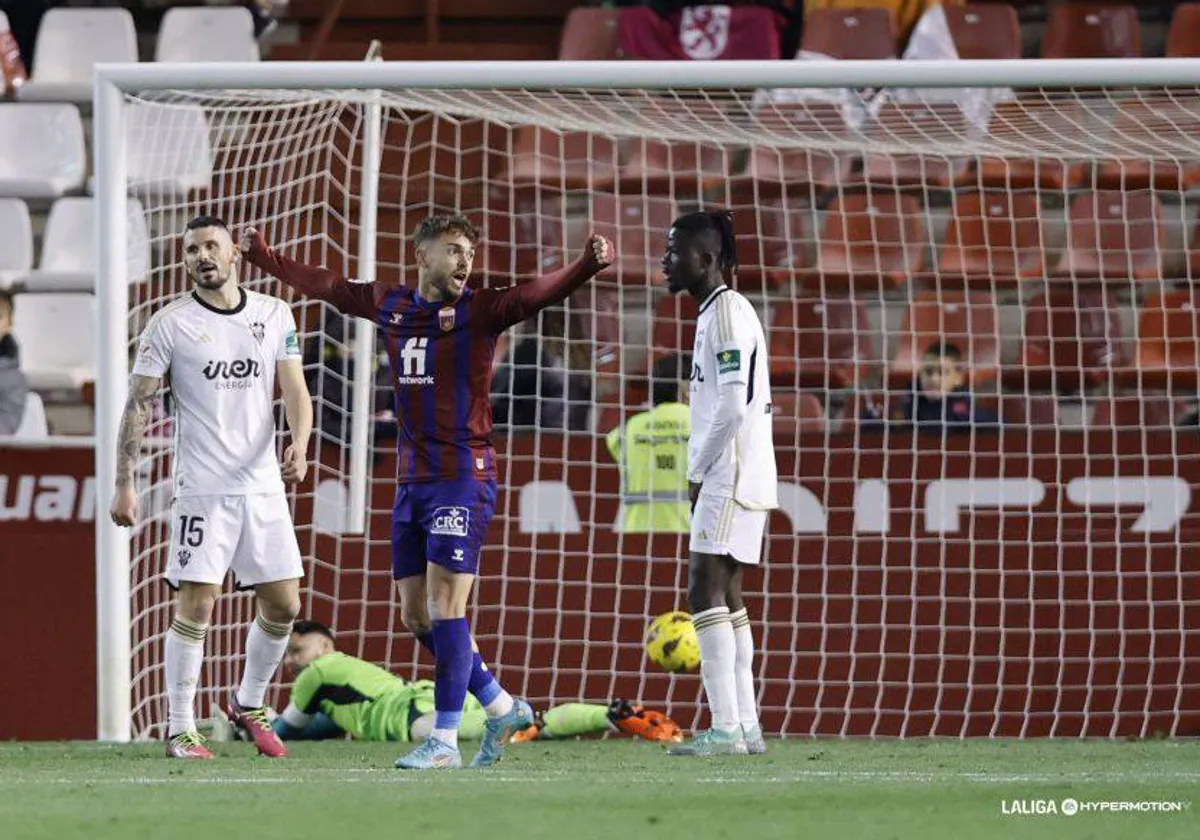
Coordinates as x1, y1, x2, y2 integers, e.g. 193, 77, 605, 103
644, 611, 700, 673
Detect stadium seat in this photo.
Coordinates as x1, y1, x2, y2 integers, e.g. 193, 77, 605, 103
651, 292, 698, 360
620, 97, 729, 195
155, 6, 259, 62
937, 190, 1045, 286
771, 391, 827, 441
125, 101, 214, 199
1121, 291, 1200, 390
1053, 191, 1163, 285
997, 393, 1060, 428
731, 198, 808, 291
1090, 394, 1185, 430
945, 4, 1021, 60
1166, 3, 1200, 57
0, 104, 86, 199
1094, 99, 1200, 191
0, 199, 32, 288
587, 193, 675, 285
504, 127, 618, 192
18, 8, 138, 103
1041, 3, 1140, 58
813, 192, 925, 290
13, 391, 48, 439
860, 102, 972, 187
1017, 289, 1124, 393
800, 8, 896, 60
11, 293, 97, 390
558, 7, 622, 60
24, 197, 151, 292
970, 100, 1089, 190
743, 103, 855, 193
890, 291, 1000, 387
768, 295, 872, 390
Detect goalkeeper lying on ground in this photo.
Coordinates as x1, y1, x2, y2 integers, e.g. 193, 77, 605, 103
269, 621, 680, 743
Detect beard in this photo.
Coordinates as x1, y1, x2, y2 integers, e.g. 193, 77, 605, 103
193, 265, 230, 289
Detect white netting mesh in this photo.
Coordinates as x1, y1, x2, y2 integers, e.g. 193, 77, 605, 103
123, 82, 1200, 739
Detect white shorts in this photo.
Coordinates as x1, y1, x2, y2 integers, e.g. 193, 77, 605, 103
166, 493, 303, 589
689, 491, 769, 566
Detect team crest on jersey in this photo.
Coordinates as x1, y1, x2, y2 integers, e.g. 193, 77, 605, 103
439, 306, 456, 332
431, 506, 469, 537
249, 321, 266, 344
177, 549, 191, 568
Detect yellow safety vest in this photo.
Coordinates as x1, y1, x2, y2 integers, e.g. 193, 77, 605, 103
605, 402, 690, 534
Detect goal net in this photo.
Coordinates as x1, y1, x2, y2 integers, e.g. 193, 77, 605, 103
104, 61, 1200, 740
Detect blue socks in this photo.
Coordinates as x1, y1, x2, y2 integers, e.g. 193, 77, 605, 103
431, 618, 471, 742
418, 631, 502, 706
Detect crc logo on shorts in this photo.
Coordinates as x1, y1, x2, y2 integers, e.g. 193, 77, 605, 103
430, 506, 470, 537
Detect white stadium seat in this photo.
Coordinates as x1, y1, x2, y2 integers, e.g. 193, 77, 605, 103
12, 293, 97, 390
126, 101, 214, 198
0, 199, 32, 288
0, 104, 86, 199
155, 7, 260, 63
18, 8, 138, 103
23, 197, 151, 293
13, 392, 48, 439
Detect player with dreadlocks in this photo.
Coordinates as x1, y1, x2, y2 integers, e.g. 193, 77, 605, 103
659, 210, 778, 756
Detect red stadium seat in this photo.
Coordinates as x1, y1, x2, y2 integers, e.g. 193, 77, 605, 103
558, 7, 622, 60
768, 295, 872, 390
970, 100, 1089, 190
997, 393, 1060, 428
620, 98, 729, 195
651, 292, 698, 361
1120, 291, 1200, 390
1017, 289, 1125, 393
770, 391, 827, 441
945, 4, 1021, 60
860, 102, 972, 188
1166, 3, 1200, 57
813, 191, 925, 290
937, 190, 1045, 287
890, 291, 1000, 387
587, 193, 676, 285
731, 198, 808, 292
503, 127, 618, 192
1053, 191, 1164, 285
743, 103, 855, 193
1094, 99, 1200, 191
1090, 394, 1187, 430
1042, 3, 1141, 58
801, 8, 896, 60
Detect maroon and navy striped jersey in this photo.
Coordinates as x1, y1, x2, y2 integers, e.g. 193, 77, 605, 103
245, 244, 600, 483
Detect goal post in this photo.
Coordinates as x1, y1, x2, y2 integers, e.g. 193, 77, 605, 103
95, 59, 1200, 742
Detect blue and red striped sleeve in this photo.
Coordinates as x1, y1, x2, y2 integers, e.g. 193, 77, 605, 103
474, 252, 601, 333
243, 242, 380, 321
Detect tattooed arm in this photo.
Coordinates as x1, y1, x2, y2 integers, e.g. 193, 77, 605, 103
109, 374, 160, 527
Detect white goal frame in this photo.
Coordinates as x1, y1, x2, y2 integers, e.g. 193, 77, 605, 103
94, 58, 1200, 741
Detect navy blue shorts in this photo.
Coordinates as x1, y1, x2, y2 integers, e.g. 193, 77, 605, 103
391, 478, 497, 580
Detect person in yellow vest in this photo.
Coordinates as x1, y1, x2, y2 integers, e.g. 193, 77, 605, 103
606, 353, 692, 533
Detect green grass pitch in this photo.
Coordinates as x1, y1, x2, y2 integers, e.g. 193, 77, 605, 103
0, 739, 1196, 840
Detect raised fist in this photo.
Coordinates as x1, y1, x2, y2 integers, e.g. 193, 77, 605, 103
586, 234, 614, 270
239, 226, 265, 254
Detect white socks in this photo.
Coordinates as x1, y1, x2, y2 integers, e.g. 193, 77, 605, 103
165, 615, 208, 737
692, 606, 740, 733
236, 614, 293, 709
431, 727, 459, 749
484, 690, 515, 718
730, 608, 760, 731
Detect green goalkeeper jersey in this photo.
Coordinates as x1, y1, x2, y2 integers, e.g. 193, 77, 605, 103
289, 652, 436, 742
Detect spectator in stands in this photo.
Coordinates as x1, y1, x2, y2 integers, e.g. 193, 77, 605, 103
0, 0, 49, 71
605, 352, 691, 534
492, 308, 591, 431
863, 342, 997, 432
244, 0, 278, 40
0, 289, 29, 435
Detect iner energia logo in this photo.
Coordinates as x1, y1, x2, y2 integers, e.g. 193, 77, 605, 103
202, 358, 262, 390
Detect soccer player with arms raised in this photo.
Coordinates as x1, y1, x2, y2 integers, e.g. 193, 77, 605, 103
240, 217, 612, 769
660, 210, 777, 756
109, 215, 313, 759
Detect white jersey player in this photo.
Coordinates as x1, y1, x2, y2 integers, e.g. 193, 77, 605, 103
659, 210, 778, 757
108, 215, 313, 760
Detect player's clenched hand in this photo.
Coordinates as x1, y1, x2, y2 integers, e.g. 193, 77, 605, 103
281, 443, 308, 485
110, 484, 139, 527
238, 226, 265, 255
585, 234, 614, 271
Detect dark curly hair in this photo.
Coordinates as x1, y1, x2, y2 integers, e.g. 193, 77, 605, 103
412, 214, 479, 248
